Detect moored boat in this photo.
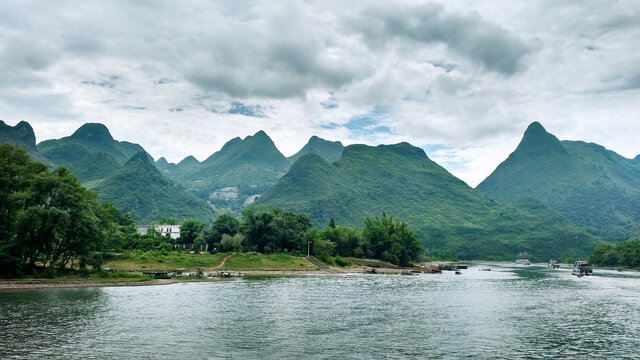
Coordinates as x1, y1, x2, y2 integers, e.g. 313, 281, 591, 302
572, 260, 593, 276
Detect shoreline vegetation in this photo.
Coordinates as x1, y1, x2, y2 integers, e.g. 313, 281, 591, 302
2, 256, 639, 291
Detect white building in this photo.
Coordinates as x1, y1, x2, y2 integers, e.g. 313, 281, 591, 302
136, 224, 181, 239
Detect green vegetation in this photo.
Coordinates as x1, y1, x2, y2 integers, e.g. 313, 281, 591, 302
0, 145, 125, 276
589, 239, 640, 267
258, 142, 598, 262
68, 152, 121, 182
220, 253, 316, 270
103, 251, 227, 271
94, 151, 215, 224
477, 122, 640, 241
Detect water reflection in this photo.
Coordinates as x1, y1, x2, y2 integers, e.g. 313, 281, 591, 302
1, 265, 640, 359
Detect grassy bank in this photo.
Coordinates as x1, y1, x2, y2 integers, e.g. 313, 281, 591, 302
220, 253, 317, 271
102, 251, 317, 271
103, 251, 227, 271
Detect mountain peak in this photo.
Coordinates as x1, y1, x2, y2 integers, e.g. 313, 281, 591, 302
124, 151, 155, 169
70, 123, 114, 144
515, 122, 567, 155
0, 120, 37, 150
156, 157, 169, 167
178, 155, 199, 166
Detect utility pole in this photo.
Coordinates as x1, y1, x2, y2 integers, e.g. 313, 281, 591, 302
307, 241, 311, 258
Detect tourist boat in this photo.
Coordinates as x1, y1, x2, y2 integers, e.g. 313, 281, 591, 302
515, 259, 531, 266
548, 259, 560, 269
412, 265, 442, 274
479, 267, 492, 271
572, 261, 593, 276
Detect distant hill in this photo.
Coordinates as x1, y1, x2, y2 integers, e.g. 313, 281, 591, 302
68, 152, 121, 182
37, 123, 145, 168
477, 122, 640, 241
0, 120, 43, 161
94, 151, 215, 224
258, 143, 597, 261
288, 136, 344, 163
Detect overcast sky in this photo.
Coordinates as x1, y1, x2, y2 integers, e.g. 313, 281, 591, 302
1, 1, 639, 186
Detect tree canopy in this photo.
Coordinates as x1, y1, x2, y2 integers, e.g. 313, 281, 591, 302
0, 145, 123, 275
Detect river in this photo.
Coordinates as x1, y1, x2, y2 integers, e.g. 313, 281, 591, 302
1, 264, 640, 359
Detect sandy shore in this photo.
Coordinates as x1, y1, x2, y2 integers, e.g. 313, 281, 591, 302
0, 266, 410, 291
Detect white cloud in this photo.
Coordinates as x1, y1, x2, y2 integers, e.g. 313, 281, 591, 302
0, 0, 639, 186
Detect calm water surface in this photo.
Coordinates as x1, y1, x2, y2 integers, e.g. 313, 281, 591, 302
2, 264, 640, 359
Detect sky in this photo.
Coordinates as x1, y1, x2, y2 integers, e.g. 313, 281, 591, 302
1, 0, 639, 186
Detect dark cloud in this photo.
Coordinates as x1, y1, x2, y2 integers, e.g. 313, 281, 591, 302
346, 3, 530, 75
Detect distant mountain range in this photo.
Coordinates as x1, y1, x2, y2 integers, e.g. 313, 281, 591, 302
257, 142, 597, 261
0, 120, 344, 222
477, 122, 640, 241
2, 119, 639, 259
93, 151, 216, 224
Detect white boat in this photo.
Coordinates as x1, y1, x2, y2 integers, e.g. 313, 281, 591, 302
548, 259, 560, 269
515, 259, 531, 266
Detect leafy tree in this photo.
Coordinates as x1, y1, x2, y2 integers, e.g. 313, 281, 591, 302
221, 234, 244, 252
193, 236, 206, 254
179, 219, 205, 244
206, 214, 240, 249
0, 145, 122, 275
240, 205, 310, 253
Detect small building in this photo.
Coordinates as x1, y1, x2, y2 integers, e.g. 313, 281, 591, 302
136, 224, 181, 239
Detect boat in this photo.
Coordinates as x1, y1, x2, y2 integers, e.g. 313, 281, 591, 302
454, 270, 462, 275
365, 268, 380, 274
548, 259, 560, 269
572, 260, 593, 276
479, 267, 492, 271
515, 259, 531, 266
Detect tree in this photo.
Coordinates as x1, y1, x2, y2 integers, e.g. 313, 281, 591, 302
206, 214, 239, 249
179, 219, 204, 244
221, 234, 244, 252
0, 145, 122, 274
193, 236, 206, 254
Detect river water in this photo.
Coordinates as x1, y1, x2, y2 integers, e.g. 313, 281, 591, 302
1, 264, 640, 359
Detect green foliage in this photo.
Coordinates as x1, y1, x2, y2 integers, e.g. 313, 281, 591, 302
0, 145, 123, 275
220, 234, 244, 252
206, 214, 240, 249
241, 205, 311, 253
589, 239, 640, 267
159, 217, 179, 225
258, 142, 597, 261
477, 122, 640, 241
179, 219, 205, 244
